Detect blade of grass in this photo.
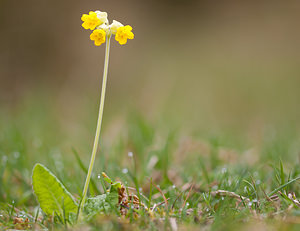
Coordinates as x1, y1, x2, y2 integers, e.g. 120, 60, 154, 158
148, 178, 153, 209
243, 179, 257, 199
9, 201, 15, 221
72, 148, 100, 195
171, 191, 184, 210
181, 184, 194, 209
280, 160, 285, 185
149, 179, 168, 210
200, 161, 210, 184
35, 207, 40, 223
268, 176, 300, 197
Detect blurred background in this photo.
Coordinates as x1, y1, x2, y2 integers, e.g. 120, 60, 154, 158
1, 0, 300, 167
1, 0, 300, 207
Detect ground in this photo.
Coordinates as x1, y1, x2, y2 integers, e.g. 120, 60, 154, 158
0, 95, 300, 231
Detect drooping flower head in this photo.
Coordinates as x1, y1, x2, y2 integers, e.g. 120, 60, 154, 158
81, 10, 134, 46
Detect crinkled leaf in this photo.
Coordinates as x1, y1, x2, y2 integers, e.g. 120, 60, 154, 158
32, 163, 78, 220
84, 172, 121, 219
106, 188, 119, 206
84, 191, 118, 219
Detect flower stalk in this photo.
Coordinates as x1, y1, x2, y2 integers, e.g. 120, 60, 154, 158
79, 34, 111, 217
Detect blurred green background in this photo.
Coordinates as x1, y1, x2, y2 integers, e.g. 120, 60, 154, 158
1, 2, 300, 229
1, 0, 300, 172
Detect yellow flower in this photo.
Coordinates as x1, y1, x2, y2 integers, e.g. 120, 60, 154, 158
90, 29, 106, 46
115, 25, 134, 45
81, 11, 106, 30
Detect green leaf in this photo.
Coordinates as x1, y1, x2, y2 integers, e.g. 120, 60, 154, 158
106, 187, 119, 206
84, 191, 118, 219
32, 163, 78, 221
84, 194, 109, 217
83, 176, 120, 219
111, 181, 122, 191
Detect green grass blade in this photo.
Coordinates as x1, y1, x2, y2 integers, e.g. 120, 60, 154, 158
280, 160, 285, 185
268, 175, 300, 197
72, 148, 100, 195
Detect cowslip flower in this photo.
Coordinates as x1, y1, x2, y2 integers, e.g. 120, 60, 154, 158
115, 25, 134, 45
81, 11, 107, 30
81, 10, 134, 46
90, 29, 106, 46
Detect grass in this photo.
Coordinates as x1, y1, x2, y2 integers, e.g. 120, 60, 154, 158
0, 97, 300, 230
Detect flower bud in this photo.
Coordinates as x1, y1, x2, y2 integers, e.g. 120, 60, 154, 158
110, 20, 124, 35
95, 10, 108, 25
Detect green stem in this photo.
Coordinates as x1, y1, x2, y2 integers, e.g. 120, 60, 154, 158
78, 35, 111, 218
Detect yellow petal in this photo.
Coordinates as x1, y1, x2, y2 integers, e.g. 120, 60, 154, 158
90, 33, 96, 40
124, 25, 132, 31
81, 14, 88, 21
82, 22, 90, 30
128, 32, 134, 40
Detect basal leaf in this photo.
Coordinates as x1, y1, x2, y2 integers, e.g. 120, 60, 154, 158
84, 180, 120, 219
32, 163, 78, 221
84, 190, 119, 219
84, 194, 110, 217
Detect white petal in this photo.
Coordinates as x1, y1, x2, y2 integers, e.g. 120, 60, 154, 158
95, 10, 108, 24
97, 24, 109, 33
110, 20, 124, 34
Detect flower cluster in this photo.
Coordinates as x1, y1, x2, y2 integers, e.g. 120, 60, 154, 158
81, 10, 134, 46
